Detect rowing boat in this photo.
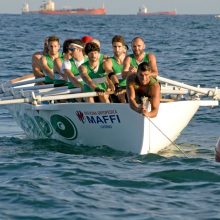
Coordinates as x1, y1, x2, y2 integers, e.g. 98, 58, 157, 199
1, 76, 219, 155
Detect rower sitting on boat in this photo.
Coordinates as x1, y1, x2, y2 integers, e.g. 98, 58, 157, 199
122, 36, 158, 79
41, 35, 62, 84
79, 42, 112, 103
63, 39, 87, 90
53, 39, 74, 87
104, 35, 128, 103
126, 61, 160, 118
32, 37, 49, 81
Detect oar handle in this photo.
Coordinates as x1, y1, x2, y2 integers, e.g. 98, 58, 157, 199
0, 90, 112, 105
157, 76, 220, 100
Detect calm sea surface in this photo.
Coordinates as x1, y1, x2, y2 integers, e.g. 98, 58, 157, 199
0, 14, 220, 219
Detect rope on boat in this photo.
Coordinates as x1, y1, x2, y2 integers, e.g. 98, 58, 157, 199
141, 96, 189, 158
147, 117, 189, 158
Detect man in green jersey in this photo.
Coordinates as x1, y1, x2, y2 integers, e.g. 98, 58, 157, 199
41, 35, 61, 84
104, 35, 128, 103
79, 42, 110, 103
122, 37, 158, 79
63, 39, 87, 89
126, 62, 160, 118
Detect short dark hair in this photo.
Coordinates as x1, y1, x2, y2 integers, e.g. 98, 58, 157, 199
138, 62, 151, 72
48, 35, 60, 44
62, 39, 75, 54
84, 42, 100, 55
112, 35, 125, 45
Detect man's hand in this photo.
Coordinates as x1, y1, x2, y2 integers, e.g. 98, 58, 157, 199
114, 83, 126, 95
95, 87, 105, 96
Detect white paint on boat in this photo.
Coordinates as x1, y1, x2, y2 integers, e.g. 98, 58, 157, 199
7, 100, 200, 155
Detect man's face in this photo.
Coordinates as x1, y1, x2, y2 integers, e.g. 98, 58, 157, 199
68, 46, 79, 58
137, 70, 151, 85
112, 42, 124, 57
48, 40, 60, 55
88, 51, 99, 62
132, 39, 145, 56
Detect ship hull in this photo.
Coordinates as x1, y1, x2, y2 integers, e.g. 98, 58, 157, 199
137, 11, 177, 16
22, 8, 106, 15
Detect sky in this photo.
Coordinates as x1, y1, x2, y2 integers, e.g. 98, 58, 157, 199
0, 0, 219, 15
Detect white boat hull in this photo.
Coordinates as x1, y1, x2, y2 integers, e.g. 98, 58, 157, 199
7, 100, 200, 154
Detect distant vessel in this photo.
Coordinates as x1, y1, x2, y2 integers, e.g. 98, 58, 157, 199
137, 5, 177, 16
22, 0, 106, 15
215, 15, 220, 18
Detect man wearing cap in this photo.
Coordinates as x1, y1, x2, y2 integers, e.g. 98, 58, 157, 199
81, 35, 93, 44
126, 62, 160, 118
104, 35, 128, 103
79, 42, 110, 103
122, 37, 158, 80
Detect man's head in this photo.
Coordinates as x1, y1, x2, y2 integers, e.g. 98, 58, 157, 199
112, 35, 128, 56
137, 62, 151, 85
47, 35, 60, 56
67, 39, 84, 58
84, 42, 100, 62
131, 37, 145, 56
90, 38, 101, 48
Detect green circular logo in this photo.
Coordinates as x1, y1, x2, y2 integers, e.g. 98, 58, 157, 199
50, 114, 77, 140
34, 116, 53, 138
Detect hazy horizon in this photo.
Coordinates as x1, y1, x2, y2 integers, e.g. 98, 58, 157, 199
0, 0, 219, 15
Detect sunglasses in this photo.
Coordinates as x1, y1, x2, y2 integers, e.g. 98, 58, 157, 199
69, 47, 76, 51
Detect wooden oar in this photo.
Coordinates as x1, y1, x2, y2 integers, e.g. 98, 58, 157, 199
9, 73, 34, 84
0, 91, 104, 105
0, 83, 55, 99
0, 87, 81, 101
0, 77, 45, 93
157, 76, 220, 100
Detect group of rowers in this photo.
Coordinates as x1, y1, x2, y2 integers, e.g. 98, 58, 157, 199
31, 35, 161, 118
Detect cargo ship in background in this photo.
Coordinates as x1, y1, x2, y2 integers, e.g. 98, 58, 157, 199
22, 0, 106, 15
137, 5, 177, 16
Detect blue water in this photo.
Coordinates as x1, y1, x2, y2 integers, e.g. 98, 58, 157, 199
0, 14, 220, 219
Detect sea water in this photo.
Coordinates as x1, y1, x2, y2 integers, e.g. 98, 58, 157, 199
0, 14, 220, 219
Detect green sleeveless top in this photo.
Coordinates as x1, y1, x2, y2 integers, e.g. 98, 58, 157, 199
111, 57, 126, 87
129, 53, 149, 68
44, 52, 63, 84
82, 54, 107, 91
67, 58, 88, 89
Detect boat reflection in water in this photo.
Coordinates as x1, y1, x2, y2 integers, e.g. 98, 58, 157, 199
22, 0, 106, 15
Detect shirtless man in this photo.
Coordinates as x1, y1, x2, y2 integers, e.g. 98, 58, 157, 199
104, 35, 128, 103
41, 35, 61, 84
126, 62, 160, 118
122, 37, 158, 79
